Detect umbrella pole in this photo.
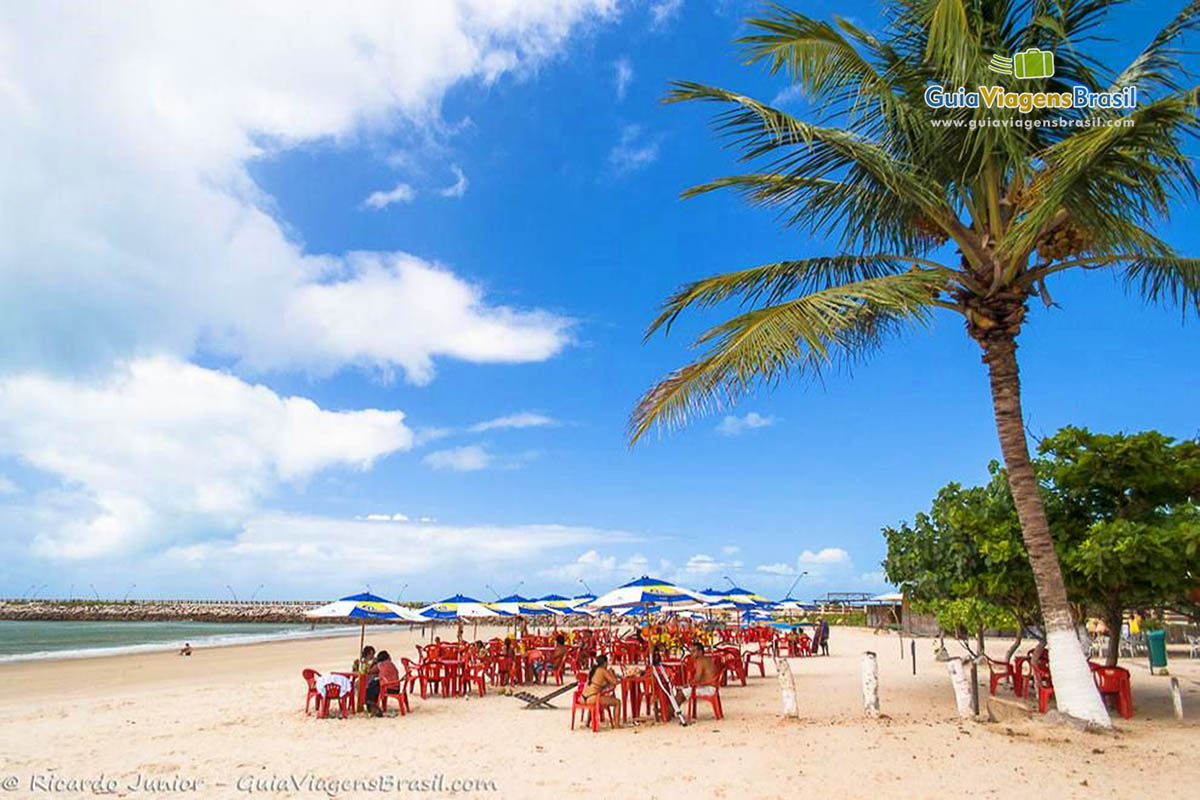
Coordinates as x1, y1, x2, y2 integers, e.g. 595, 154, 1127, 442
359, 621, 365, 658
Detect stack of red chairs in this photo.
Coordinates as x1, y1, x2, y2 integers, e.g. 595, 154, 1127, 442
1031, 662, 1055, 713
1090, 663, 1134, 719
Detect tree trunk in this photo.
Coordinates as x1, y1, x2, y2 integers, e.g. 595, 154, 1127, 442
981, 335, 1111, 727
1004, 622, 1024, 663
1105, 603, 1123, 667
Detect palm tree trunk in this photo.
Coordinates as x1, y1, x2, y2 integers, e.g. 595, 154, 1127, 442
982, 335, 1110, 727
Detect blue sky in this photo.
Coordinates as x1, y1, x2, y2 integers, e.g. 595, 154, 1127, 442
1, 1, 1196, 603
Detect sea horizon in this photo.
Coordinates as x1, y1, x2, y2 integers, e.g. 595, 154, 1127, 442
0, 619, 360, 663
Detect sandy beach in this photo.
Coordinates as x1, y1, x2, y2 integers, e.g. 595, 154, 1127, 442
1, 626, 1197, 799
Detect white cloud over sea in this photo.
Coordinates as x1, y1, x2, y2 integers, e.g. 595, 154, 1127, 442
0, 1, 614, 574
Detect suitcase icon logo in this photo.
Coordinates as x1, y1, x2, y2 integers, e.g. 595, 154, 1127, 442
988, 48, 1055, 79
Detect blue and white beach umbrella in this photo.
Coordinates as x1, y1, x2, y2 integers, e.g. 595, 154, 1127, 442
488, 594, 554, 617
537, 594, 592, 616
591, 576, 706, 609
305, 592, 427, 653
305, 592, 427, 622
419, 594, 511, 620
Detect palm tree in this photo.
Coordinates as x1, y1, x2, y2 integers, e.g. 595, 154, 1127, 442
630, 0, 1200, 727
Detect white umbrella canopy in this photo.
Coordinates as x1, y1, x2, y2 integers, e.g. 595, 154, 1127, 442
487, 595, 554, 617
419, 594, 511, 620
305, 592, 427, 656
591, 576, 707, 609
305, 593, 427, 623
537, 594, 593, 616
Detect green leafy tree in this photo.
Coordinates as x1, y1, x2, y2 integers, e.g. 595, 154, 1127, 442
884, 466, 1038, 658
631, 1, 1200, 726
1040, 427, 1200, 664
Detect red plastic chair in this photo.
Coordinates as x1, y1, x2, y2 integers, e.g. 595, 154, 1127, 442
688, 678, 724, 721
718, 647, 747, 686
984, 656, 1015, 695
1031, 662, 1055, 714
570, 674, 618, 732
378, 679, 409, 715
743, 646, 766, 678
302, 669, 322, 715
1090, 664, 1133, 719
318, 683, 349, 719
464, 662, 488, 698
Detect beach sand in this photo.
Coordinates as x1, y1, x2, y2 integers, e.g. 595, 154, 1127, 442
2, 626, 1197, 799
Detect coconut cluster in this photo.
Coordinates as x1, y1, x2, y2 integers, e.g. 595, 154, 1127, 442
1036, 223, 1090, 262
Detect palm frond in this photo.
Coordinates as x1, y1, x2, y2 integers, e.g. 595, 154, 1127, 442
646, 255, 941, 338
999, 93, 1200, 260
1122, 255, 1200, 311
630, 270, 947, 442
666, 81, 956, 251
1110, 0, 1200, 94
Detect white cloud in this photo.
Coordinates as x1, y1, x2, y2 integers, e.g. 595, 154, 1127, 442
438, 165, 469, 198
755, 547, 853, 577
362, 182, 416, 209
235, 253, 572, 384
539, 549, 653, 582
720, 545, 740, 556
771, 83, 806, 107
161, 514, 637, 583
609, 124, 660, 174
681, 552, 743, 576
614, 57, 633, 100
716, 412, 775, 436
0, 357, 412, 559
468, 412, 557, 432
0, 1, 612, 382
423, 444, 493, 472
649, 0, 684, 28
361, 512, 409, 522
800, 547, 851, 565
0, 476, 16, 495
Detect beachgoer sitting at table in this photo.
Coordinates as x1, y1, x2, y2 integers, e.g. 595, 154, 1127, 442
178, 642, 192, 656
583, 655, 620, 718
689, 642, 720, 696
532, 633, 568, 679
353, 645, 375, 675
550, 634, 568, 670
365, 650, 401, 717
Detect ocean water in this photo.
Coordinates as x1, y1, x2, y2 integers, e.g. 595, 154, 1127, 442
0, 620, 356, 662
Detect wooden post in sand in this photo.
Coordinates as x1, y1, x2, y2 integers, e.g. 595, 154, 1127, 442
776, 657, 799, 718
862, 651, 880, 718
1170, 677, 1184, 719
946, 658, 974, 718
